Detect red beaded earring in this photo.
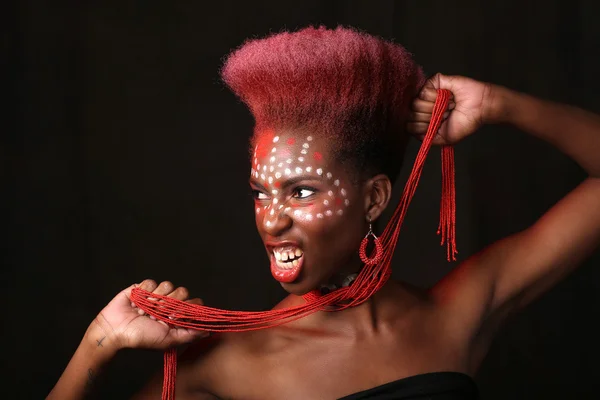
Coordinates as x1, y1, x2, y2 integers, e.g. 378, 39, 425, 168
359, 216, 383, 265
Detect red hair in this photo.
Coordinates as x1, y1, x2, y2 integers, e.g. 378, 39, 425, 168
221, 25, 425, 179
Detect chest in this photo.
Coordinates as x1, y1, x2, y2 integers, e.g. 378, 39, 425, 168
212, 317, 469, 399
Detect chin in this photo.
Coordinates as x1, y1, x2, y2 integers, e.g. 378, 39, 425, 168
278, 281, 313, 296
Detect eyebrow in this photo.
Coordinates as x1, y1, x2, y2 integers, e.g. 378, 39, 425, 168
249, 175, 323, 191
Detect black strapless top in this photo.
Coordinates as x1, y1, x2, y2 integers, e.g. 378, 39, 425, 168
338, 372, 478, 400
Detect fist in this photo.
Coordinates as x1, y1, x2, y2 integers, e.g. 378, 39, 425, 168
92, 279, 208, 351
407, 73, 495, 145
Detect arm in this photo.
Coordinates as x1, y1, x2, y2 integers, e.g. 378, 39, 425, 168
47, 319, 118, 400
410, 74, 600, 345
47, 280, 209, 400
474, 87, 600, 312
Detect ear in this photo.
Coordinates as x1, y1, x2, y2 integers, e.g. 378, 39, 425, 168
362, 174, 392, 222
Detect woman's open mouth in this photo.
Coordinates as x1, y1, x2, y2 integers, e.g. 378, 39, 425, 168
270, 247, 304, 283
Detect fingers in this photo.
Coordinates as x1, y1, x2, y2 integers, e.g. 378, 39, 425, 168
419, 83, 455, 102
406, 122, 429, 136
410, 111, 434, 123
152, 281, 175, 297
132, 280, 198, 320
131, 279, 170, 316
166, 286, 189, 301
412, 98, 434, 113
139, 279, 159, 292
185, 298, 204, 306
408, 110, 451, 126
418, 86, 438, 102
412, 98, 455, 113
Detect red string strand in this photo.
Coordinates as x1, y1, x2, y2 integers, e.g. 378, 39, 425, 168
131, 89, 456, 400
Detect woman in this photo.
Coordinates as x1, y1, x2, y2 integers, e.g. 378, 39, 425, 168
48, 26, 600, 399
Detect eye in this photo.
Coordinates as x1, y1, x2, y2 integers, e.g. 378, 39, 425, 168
293, 187, 316, 199
252, 190, 270, 200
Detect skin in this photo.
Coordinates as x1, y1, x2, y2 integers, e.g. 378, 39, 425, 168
49, 74, 600, 400
249, 130, 390, 294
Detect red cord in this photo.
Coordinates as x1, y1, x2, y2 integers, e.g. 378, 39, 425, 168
131, 89, 456, 399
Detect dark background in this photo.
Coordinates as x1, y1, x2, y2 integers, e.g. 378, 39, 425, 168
4, 1, 600, 399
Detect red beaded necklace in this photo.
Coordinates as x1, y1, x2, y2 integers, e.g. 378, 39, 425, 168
131, 89, 455, 400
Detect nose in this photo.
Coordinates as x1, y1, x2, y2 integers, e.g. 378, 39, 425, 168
261, 204, 292, 236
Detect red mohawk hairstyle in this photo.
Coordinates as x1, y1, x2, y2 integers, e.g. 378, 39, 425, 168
221, 25, 425, 180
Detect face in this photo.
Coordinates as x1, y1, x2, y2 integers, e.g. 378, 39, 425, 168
249, 130, 368, 295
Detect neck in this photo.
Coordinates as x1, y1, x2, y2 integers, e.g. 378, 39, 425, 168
317, 280, 400, 330
279, 280, 410, 337
318, 254, 365, 294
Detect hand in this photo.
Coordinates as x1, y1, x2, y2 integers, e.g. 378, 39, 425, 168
407, 73, 496, 145
89, 279, 208, 351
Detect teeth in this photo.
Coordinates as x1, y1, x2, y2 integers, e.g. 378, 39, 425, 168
273, 248, 304, 265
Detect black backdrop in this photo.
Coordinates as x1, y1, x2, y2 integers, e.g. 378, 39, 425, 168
4, 1, 600, 399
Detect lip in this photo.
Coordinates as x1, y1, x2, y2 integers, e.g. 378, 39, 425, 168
264, 240, 301, 252
270, 252, 304, 283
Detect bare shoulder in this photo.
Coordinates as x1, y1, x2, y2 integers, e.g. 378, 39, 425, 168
131, 336, 230, 400
176, 327, 281, 398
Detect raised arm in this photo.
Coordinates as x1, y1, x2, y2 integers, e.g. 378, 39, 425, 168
47, 280, 208, 400
408, 74, 600, 348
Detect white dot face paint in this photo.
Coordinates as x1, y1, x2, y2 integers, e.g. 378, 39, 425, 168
250, 132, 354, 232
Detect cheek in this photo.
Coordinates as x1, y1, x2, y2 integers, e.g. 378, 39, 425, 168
292, 190, 352, 225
